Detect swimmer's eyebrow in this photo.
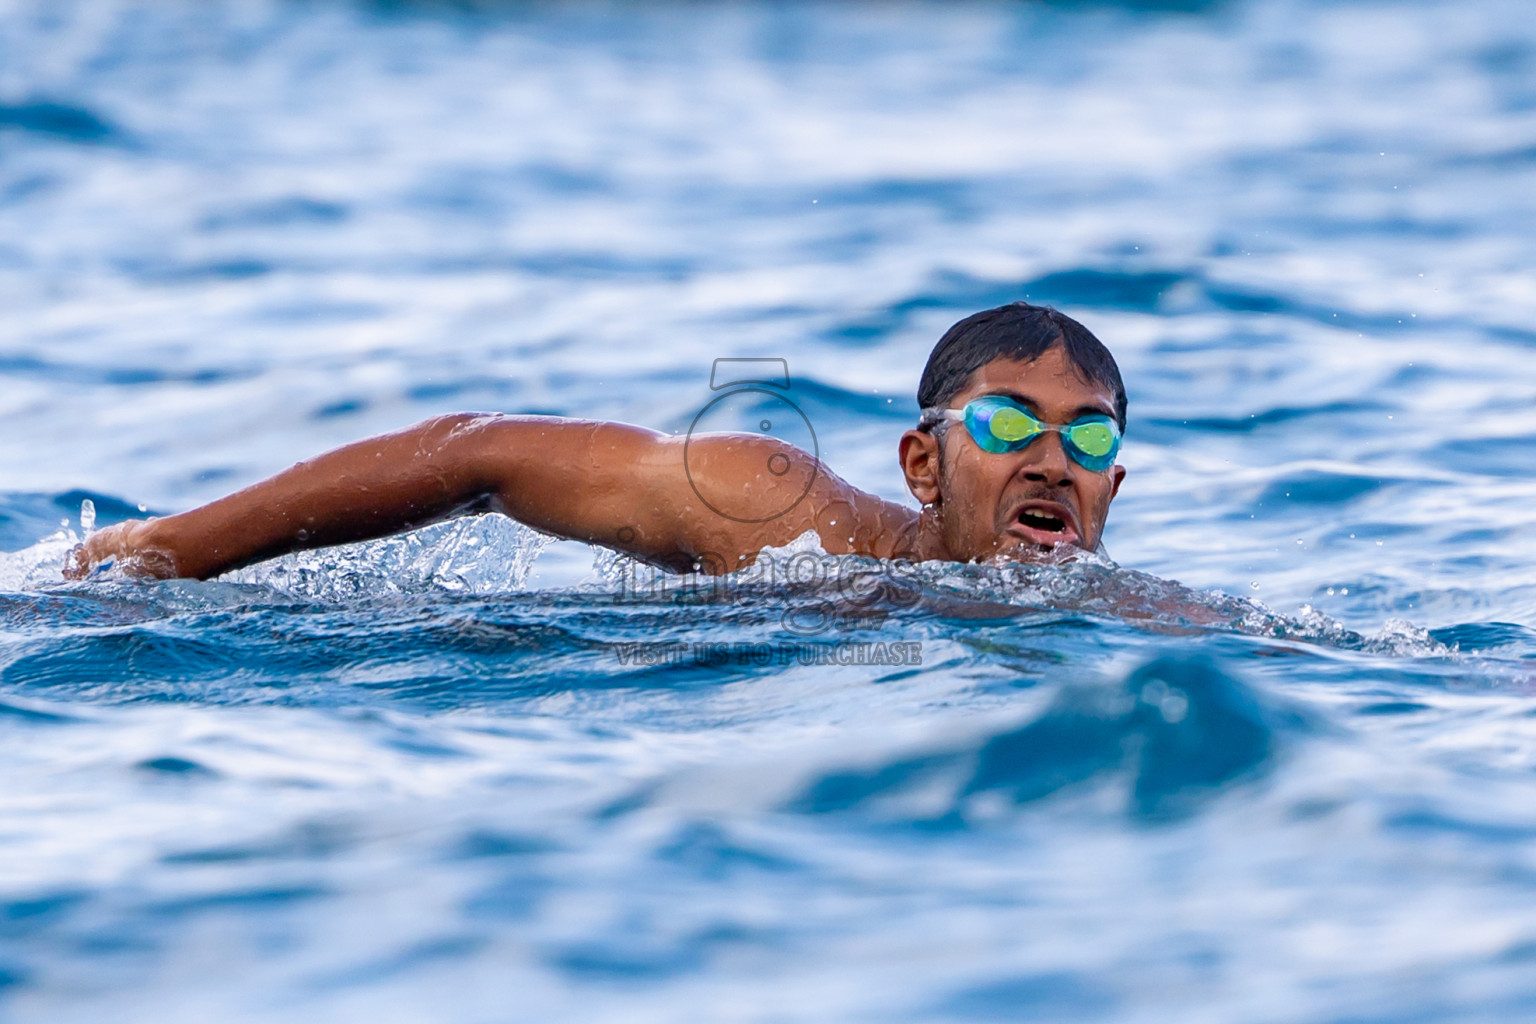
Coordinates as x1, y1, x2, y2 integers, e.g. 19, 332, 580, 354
986, 389, 1116, 421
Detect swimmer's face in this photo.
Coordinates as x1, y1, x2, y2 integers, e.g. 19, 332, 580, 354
899, 345, 1126, 563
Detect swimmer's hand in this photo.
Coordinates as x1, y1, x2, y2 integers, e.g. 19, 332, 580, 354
64, 519, 180, 580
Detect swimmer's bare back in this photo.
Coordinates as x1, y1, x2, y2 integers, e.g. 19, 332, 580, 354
66, 414, 925, 581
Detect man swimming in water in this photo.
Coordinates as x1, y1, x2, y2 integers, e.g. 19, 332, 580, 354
67, 301, 1127, 581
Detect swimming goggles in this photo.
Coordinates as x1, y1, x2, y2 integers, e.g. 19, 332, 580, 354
922, 395, 1122, 472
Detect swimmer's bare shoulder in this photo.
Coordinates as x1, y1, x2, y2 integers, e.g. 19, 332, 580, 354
66, 413, 920, 581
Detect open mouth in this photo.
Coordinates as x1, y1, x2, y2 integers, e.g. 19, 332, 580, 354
1018, 510, 1067, 533
1006, 501, 1081, 548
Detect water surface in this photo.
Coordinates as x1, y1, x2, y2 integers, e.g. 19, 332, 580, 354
4, 0, 1536, 1020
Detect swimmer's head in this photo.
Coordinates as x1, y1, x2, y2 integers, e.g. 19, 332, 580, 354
898, 302, 1128, 563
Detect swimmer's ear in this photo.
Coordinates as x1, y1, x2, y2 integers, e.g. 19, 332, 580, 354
898, 429, 943, 506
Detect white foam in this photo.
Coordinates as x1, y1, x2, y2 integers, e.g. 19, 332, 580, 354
219, 515, 552, 601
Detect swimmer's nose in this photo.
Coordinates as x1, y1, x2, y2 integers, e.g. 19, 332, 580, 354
1020, 431, 1074, 487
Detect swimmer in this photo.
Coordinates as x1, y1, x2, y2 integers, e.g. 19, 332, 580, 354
65, 301, 1127, 581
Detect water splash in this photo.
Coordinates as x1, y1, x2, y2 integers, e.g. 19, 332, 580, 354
0, 527, 80, 592
584, 532, 1453, 656
219, 515, 553, 601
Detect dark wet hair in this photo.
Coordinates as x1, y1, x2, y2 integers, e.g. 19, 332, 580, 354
917, 302, 1127, 430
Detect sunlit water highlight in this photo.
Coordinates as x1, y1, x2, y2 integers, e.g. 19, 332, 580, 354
4, 0, 1536, 1020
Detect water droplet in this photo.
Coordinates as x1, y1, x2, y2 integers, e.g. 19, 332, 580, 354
1250, 581, 1260, 590
79, 499, 96, 534
1326, 587, 1335, 595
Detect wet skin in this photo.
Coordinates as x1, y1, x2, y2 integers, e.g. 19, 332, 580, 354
67, 345, 1126, 581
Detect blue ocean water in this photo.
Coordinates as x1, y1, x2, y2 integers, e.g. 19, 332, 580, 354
4, 0, 1536, 1019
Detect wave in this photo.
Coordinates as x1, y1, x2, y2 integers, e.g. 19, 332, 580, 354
788, 652, 1292, 823
0, 98, 119, 143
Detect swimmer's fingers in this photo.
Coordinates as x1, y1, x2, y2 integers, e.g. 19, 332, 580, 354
62, 543, 92, 580
62, 520, 150, 581
62, 525, 120, 580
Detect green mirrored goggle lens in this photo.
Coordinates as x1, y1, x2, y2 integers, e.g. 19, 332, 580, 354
1065, 420, 1116, 458
986, 405, 1041, 443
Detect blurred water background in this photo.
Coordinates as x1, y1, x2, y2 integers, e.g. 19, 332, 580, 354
4, 0, 1536, 1020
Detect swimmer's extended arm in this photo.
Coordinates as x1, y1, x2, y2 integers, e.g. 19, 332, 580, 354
67, 413, 911, 581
